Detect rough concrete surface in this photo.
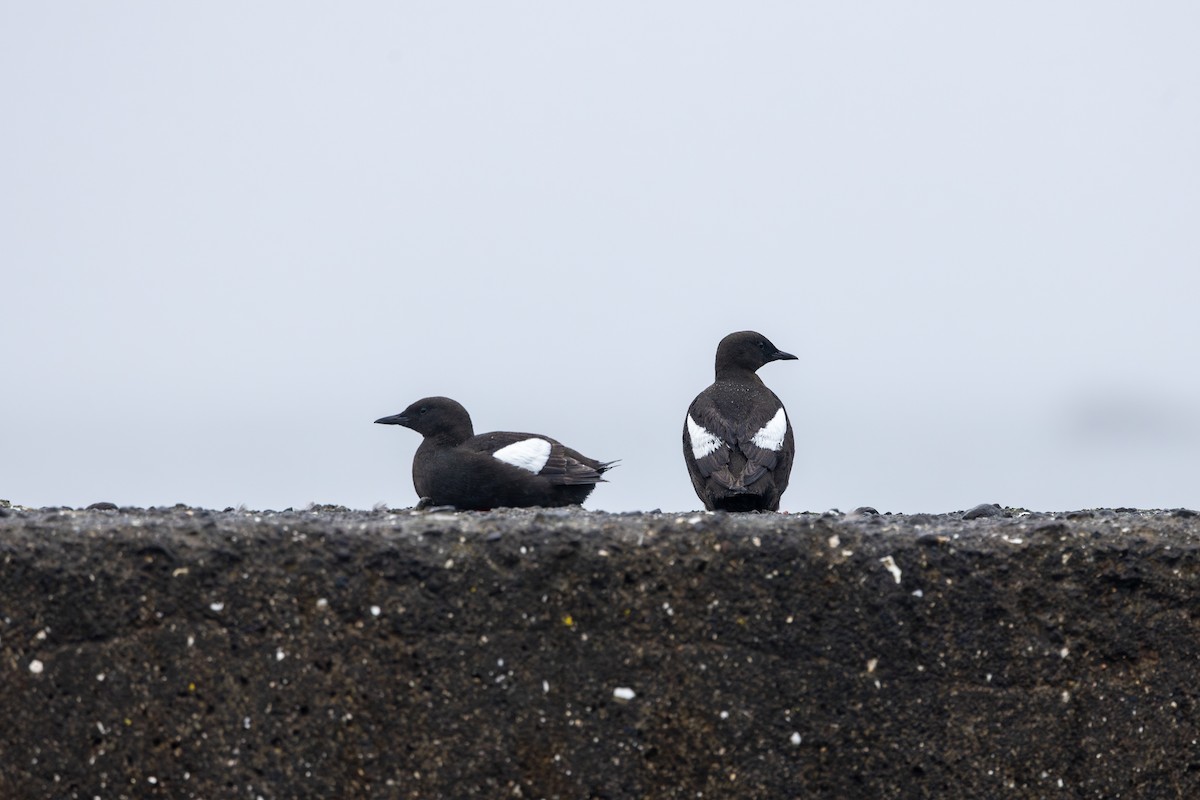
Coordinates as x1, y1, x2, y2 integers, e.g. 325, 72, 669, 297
2, 502, 1199, 799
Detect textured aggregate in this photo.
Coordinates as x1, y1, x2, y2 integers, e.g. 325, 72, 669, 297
2, 501, 1199, 798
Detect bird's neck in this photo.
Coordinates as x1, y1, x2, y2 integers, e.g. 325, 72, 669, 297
423, 428, 472, 448
714, 366, 764, 384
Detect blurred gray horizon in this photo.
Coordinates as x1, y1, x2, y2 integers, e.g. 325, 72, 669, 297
3, 4, 1198, 514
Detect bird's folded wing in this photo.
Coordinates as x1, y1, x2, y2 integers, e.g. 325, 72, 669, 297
468, 433, 603, 485
539, 445, 607, 485
687, 401, 780, 490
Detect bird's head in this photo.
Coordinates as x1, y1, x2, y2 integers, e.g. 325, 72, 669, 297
375, 396, 474, 441
715, 331, 797, 377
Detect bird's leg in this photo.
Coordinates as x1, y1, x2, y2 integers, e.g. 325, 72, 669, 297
415, 497, 458, 513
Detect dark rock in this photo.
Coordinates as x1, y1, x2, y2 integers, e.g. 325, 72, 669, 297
86, 501, 119, 511
2, 507, 1200, 798
963, 502, 1005, 520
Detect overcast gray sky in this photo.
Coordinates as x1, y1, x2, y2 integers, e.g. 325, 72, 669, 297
3, 3, 1198, 513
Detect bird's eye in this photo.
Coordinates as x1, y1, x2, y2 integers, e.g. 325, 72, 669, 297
419, 406, 428, 414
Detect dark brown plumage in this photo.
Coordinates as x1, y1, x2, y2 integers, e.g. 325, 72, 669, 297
683, 331, 797, 512
376, 396, 613, 510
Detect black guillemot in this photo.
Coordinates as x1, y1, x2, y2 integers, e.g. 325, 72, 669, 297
376, 396, 614, 510
683, 331, 797, 512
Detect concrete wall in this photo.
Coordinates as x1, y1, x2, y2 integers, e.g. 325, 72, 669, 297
2, 505, 1198, 798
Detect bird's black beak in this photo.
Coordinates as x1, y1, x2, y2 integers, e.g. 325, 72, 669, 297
771, 349, 798, 362
374, 413, 410, 427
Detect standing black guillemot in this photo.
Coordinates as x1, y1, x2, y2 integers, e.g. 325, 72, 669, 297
683, 331, 797, 512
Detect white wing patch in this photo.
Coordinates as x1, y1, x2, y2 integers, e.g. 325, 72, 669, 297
751, 407, 788, 451
687, 414, 724, 460
492, 437, 552, 474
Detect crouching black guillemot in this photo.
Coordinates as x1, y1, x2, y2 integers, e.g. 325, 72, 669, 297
683, 331, 797, 512
375, 396, 614, 510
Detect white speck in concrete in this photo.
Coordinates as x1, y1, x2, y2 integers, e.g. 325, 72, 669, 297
370, 605, 381, 617
1062, 690, 1071, 703
316, 598, 328, 609
841, 549, 854, 557
29, 659, 44, 674
688, 516, 703, 525
752, 536, 761, 547
986, 673, 993, 682
912, 589, 924, 598
35, 629, 48, 641
444, 559, 454, 569
243, 717, 251, 729
209, 602, 225, 613
1060, 647, 1069, 659
790, 732, 802, 745
147, 776, 157, 785
275, 648, 286, 662
96, 673, 105, 682
613, 687, 635, 701
543, 680, 550, 694
879, 555, 902, 584
828, 535, 840, 549
719, 710, 729, 719
866, 658, 878, 673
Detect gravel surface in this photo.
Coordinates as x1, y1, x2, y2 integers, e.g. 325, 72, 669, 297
2, 502, 1199, 798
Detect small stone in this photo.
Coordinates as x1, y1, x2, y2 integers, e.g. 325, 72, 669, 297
963, 503, 1004, 520
879, 555, 902, 584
